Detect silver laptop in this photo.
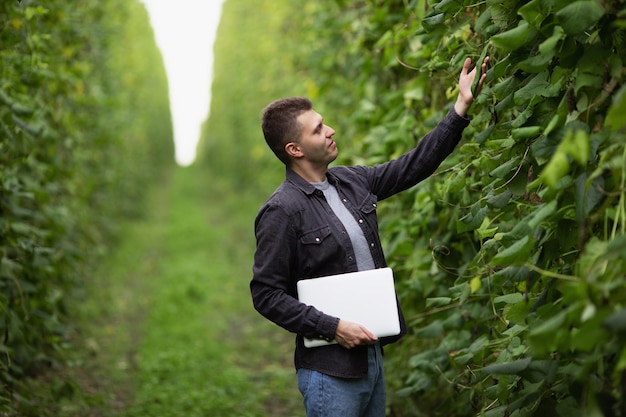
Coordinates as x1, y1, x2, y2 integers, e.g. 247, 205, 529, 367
297, 267, 401, 348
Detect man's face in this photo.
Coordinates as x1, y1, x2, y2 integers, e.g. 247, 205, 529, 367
293, 109, 338, 166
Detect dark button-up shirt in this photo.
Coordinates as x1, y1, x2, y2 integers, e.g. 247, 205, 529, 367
250, 107, 470, 378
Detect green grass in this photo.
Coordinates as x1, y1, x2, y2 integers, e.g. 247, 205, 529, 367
59, 165, 302, 416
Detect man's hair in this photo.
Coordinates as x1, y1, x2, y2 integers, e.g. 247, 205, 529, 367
261, 97, 313, 165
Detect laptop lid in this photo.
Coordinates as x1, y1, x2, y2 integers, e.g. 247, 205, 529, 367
296, 267, 400, 348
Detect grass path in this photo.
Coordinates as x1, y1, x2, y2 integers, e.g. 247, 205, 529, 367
65, 166, 301, 416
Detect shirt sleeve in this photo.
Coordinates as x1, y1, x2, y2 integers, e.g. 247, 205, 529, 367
366, 106, 470, 200
250, 202, 340, 341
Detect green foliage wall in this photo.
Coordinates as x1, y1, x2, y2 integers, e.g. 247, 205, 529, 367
298, 1, 626, 416
0, 0, 173, 410
207, 0, 626, 415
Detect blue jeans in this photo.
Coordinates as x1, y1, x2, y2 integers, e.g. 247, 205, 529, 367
297, 343, 386, 417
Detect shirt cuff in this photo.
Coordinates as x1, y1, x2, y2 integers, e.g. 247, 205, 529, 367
449, 105, 471, 124
316, 314, 340, 341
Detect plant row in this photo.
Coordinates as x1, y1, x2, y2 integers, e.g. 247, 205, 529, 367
296, 1, 626, 416
0, 0, 173, 413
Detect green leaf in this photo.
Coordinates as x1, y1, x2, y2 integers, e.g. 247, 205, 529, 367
527, 200, 557, 230
489, 156, 519, 178
490, 21, 537, 51
433, 0, 463, 12
540, 151, 569, 188
492, 235, 533, 266
605, 84, 626, 132
476, 218, 498, 240
518, 0, 549, 28
571, 315, 609, 351
603, 309, 626, 333
415, 320, 444, 338
373, 30, 393, 50
499, 221, 533, 247
539, 26, 565, 57
530, 308, 568, 337
502, 324, 528, 337
482, 357, 532, 375
577, 237, 608, 278
574, 47, 608, 94
486, 190, 512, 209
494, 293, 525, 304
404, 87, 424, 101
475, 124, 495, 145
426, 297, 453, 308
511, 126, 542, 140
474, 7, 492, 33
24, 6, 48, 20
490, 76, 518, 100
505, 301, 532, 324
574, 174, 604, 222
543, 114, 562, 137
493, 265, 530, 283
517, 53, 553, 73
556, 397, 581, 417
457, 203, 487, 233
514, 71, 564, 105
540, 126, 591, 187
422, 13, 445, 32
570, 130, 590, 166
556, 0, 605, 35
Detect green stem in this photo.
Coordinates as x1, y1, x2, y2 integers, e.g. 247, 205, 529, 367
524, 263, 580, 282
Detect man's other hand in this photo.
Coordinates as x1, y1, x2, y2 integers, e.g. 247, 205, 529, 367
335, 319, 378, 349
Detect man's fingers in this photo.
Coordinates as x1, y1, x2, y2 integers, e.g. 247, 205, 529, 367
363, 327, 378, 341
335, 320, 378, 349
463, 57, 473, 75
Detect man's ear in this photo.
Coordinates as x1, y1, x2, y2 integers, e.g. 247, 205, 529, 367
285, 142, 303, 158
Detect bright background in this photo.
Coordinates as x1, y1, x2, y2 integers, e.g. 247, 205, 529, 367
141, 0, 225, 166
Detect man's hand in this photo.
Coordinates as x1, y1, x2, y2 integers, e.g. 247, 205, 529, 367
334, 319, 378, 349
454, 55, 489, 117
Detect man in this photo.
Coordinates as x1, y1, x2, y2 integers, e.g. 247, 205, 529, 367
250, 56, 489, 417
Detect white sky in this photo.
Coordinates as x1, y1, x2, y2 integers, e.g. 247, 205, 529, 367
140, 0, 225, 166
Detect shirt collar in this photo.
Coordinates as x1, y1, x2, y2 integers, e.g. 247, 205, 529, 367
285, 166, 340, 195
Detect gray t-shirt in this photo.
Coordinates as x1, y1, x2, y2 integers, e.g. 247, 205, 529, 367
312, 180, 376, 271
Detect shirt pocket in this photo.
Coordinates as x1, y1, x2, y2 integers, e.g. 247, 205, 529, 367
298, 225, 341, 274
300, 225, 332, 245
359, 193, 378, 216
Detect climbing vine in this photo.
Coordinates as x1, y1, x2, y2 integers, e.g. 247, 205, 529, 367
295, 1, 626, 415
